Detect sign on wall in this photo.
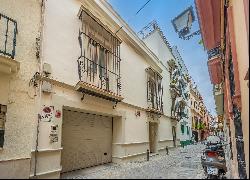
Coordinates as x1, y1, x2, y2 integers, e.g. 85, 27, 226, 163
40, 105, 54, 122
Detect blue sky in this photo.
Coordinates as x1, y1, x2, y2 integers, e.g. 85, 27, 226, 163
108, 0, 216, 116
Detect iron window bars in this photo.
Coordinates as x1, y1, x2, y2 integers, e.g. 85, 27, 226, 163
77, 9, 121, 96
0, 13, 17, 59
146, 67, 163, 113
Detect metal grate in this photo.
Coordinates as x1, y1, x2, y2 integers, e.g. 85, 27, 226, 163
0, 13, 17, 59
207, 46, 221, 60
77, 10, 121, 96
146, 68, 163, 113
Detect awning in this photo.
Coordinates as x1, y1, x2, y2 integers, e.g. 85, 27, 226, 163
195, 0, 221, 50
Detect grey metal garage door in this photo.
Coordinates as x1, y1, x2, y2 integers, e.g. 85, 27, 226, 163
61, 110, 112, 173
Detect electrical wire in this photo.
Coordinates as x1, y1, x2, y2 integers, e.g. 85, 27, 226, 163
115, 0, 152, 34
135, 0, 152, 15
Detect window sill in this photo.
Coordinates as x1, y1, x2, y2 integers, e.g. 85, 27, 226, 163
75, 81, 123, 102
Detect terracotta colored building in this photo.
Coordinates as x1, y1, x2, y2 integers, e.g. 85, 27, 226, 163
196, 0, 249, 178
189, 84, 208, 142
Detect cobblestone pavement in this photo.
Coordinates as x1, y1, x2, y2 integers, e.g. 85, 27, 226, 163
61, 144, 206, 179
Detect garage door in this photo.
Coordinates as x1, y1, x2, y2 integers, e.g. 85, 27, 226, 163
61, 110, 112, 173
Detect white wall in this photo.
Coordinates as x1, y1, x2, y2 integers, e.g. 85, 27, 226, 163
43, 0, 80, 86
43, 0, 159, 110
120, 43, 149, 108
143, 30, 175, 66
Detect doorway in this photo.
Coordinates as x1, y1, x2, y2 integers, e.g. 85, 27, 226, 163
149, 122, 158, 153
61, 109, 112, 173
172, 126, 176, 147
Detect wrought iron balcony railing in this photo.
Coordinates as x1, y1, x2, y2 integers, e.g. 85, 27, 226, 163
0, 13, 17, 59
76, 8, 122, 102
77, 52, 121, 97
207, 46, 221, 60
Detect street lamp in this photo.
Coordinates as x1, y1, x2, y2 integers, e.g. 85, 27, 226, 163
171, 6, 200, 40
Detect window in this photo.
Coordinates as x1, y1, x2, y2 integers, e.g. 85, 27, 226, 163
181, 124, 185, 134
187, 126, 189, 135
77, 9, 121, 95
146, 67, 163, 112
0, 104, 7, 148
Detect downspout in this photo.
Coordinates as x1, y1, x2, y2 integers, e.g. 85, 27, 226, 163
32, 0, 46, 178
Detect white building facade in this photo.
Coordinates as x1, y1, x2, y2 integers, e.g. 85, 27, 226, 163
0, 0, 179, 179
140, 23, 192, 147
171, 46, 192, 146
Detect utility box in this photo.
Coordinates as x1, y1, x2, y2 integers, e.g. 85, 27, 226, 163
49, 125, 58, 143
43, 63, 52, 76
41, 81, 53, 93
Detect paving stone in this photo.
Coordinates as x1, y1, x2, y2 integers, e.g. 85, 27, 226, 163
61, 144, 207, 179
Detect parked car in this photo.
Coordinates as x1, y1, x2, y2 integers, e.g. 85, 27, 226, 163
205, 135, 221, 145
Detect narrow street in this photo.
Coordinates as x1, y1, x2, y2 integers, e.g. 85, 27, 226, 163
61, 144, 206, 179
0, 0, 248, 179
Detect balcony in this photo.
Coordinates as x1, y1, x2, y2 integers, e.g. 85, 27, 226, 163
75, 8, 123, 103
146, 67, 163, 114
76, 56, 123, 102
207, 55, 223, 85
0, 13, 19, 74
213, 83, 224, 116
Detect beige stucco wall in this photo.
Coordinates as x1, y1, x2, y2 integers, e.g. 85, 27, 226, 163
0, 75, 10, 104
0, 158, 31, 179
0, 0, 41, 178
231, 0, 249, 177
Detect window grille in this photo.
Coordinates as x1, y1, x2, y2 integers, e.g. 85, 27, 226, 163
146, 67, 163, 113
77, 9, 121, 96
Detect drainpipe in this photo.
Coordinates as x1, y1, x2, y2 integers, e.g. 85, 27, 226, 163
32, 0, 46, 178
33, 115, 40, 178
